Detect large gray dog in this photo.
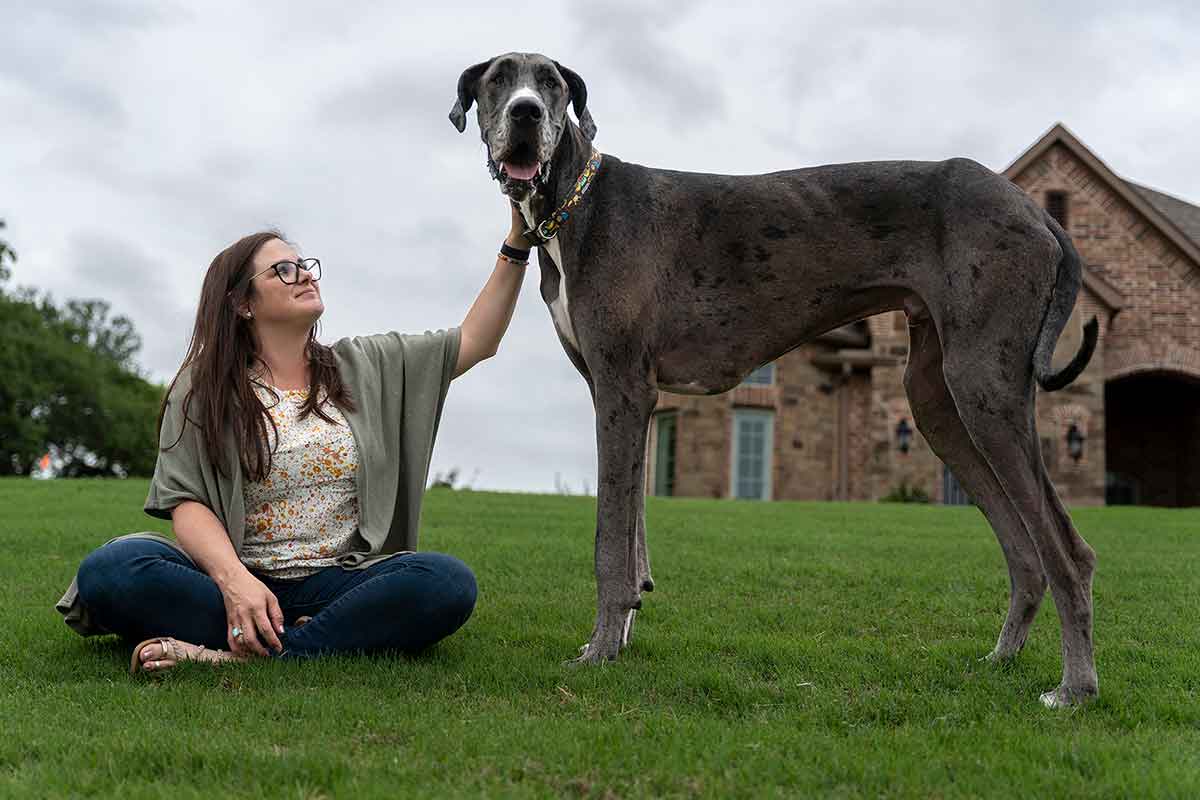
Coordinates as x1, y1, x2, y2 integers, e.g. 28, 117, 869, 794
450, 52, 1101, 707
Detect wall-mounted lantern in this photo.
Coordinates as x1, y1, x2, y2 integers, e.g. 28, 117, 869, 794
896, 418, 913, 454
1066, 423, 1085, 462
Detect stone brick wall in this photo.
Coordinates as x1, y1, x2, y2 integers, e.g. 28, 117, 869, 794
1015, 143, 1200, 382
772, 346, 839, 500
653, 344, 844, 500
1013, 141, 1200, 505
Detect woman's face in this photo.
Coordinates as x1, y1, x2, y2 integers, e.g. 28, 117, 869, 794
243, 238, 324, 327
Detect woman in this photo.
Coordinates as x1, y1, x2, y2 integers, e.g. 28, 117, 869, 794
57, 203, 534, 672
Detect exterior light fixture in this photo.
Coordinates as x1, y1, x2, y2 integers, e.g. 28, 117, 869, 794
896, 418, 913, 454
1066, 423, 1085, 462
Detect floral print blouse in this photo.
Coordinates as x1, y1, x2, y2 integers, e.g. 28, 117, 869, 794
241, 384, 362, 579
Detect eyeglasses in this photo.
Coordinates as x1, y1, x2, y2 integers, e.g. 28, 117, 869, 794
244, 258, 322, 287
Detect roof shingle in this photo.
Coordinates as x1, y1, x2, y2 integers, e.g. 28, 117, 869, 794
1125, 181, 1200, 247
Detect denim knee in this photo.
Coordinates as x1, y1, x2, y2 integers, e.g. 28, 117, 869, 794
75, 539, 165, 609
425, 553, 478, 620
76, 544, 122, 608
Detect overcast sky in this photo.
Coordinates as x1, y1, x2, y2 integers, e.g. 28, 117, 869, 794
3, 0, 1198, 493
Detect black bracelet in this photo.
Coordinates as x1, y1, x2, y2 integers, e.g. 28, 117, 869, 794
500, 241, 531, 261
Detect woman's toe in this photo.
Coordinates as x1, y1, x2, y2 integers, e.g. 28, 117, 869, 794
137, 640, 180, 670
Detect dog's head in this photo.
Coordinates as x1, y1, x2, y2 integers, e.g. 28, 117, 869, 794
449, 52, 596, 200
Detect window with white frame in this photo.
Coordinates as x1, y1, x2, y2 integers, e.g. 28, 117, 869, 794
652, 411, 677, 496
740, 362, 775, 386
731, 409, 774, 500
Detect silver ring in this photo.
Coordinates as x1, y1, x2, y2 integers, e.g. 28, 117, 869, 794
231, 626, 244, 639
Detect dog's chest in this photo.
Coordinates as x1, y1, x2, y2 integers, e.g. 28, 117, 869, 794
518, 197, 579, 351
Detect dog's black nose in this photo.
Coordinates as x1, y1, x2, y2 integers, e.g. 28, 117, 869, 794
509, 99, 543, 126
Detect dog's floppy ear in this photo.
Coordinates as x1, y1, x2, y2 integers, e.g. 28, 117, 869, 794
449, 59, 492, 133
553, 61, 597, 141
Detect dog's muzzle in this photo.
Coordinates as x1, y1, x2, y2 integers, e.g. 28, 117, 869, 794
488, 98, 557, 196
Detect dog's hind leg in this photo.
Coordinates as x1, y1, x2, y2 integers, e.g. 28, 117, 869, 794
938, 340, 1098, 707
570, 378, 659, 664
904, 315, 1048, 661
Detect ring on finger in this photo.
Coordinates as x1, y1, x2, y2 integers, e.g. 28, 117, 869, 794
231, 625, 244, 640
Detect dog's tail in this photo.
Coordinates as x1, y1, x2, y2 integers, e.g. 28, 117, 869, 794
1033, 209, 1098, 392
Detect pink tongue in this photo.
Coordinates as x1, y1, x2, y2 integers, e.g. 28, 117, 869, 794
503, 161, 540, 180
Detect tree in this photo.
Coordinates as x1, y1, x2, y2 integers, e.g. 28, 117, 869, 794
34, 297, 144, 375
0, 219, 14, 283
0, 220, 162, 476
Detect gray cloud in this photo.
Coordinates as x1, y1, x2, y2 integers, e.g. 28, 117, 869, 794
318, 67, 450, 130
0, 0, 183, 125
10, 0, 180, 29
568, 2, 726, 128
0, 45, 127, 125
59, 231, 192, 380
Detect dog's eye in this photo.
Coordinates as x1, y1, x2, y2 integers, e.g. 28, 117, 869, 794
540, 77, 557, 90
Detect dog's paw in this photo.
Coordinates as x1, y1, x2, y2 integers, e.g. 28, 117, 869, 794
563, 641, 619, 667
563, 611, 633, 666
980, 647, 1020, 664
1039, 684, 1098, 709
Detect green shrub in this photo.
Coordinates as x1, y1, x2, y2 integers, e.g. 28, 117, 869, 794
881, 479, 931, 503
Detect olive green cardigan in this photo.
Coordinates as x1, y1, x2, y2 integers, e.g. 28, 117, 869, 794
55, 327, 461, 635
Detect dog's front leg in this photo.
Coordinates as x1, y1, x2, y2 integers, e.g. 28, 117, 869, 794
636, 505, 653, 593
569, 381, 658, 665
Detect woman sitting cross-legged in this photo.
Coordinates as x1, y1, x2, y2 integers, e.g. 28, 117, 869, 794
56, 202, 533, 672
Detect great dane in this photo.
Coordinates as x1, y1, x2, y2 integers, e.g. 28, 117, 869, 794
449, 52, 1101, 707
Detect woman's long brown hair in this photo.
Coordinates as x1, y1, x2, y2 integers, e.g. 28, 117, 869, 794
157, 230, 356, 482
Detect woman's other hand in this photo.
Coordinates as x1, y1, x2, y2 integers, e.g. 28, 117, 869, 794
507, 202, 531, 249
218, 569, 285, 657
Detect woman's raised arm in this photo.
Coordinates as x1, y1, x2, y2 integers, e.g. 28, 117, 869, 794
453, 203, 532, 379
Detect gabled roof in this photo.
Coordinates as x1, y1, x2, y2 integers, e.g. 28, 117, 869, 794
1004, 123, 1200, 272
1126, 181, 1200, 246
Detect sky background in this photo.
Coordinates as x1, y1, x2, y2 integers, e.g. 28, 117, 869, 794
3, 0, 1198, 493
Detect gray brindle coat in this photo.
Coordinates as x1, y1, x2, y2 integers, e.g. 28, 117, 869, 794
450, 52, 1101, 707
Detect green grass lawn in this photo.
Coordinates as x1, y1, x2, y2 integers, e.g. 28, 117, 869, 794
1, 478, 1198, 798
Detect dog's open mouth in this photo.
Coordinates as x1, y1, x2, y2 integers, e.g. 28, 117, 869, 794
497, 141, 542, 185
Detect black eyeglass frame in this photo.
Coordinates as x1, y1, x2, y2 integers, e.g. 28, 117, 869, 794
229, 258, 322, 297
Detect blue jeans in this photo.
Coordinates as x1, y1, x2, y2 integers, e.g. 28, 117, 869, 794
75, 538, 477, 658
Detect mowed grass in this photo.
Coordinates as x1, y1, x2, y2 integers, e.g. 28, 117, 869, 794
1, 478, 1198, 799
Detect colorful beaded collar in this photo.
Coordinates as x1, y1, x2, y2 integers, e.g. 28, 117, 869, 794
523, 149, 603, 245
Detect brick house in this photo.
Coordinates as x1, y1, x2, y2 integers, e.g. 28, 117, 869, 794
646, 123, 1200, 507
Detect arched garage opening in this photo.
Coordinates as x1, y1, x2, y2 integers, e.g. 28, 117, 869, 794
1105, 371, 1200, 507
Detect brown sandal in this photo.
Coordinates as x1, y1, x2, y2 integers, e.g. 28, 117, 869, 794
129, 637, 242, 675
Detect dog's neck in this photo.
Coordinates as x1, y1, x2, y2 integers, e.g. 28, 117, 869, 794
533, 121, 595, 227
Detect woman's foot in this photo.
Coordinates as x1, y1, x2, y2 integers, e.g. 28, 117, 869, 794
129, 637, 246, 674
